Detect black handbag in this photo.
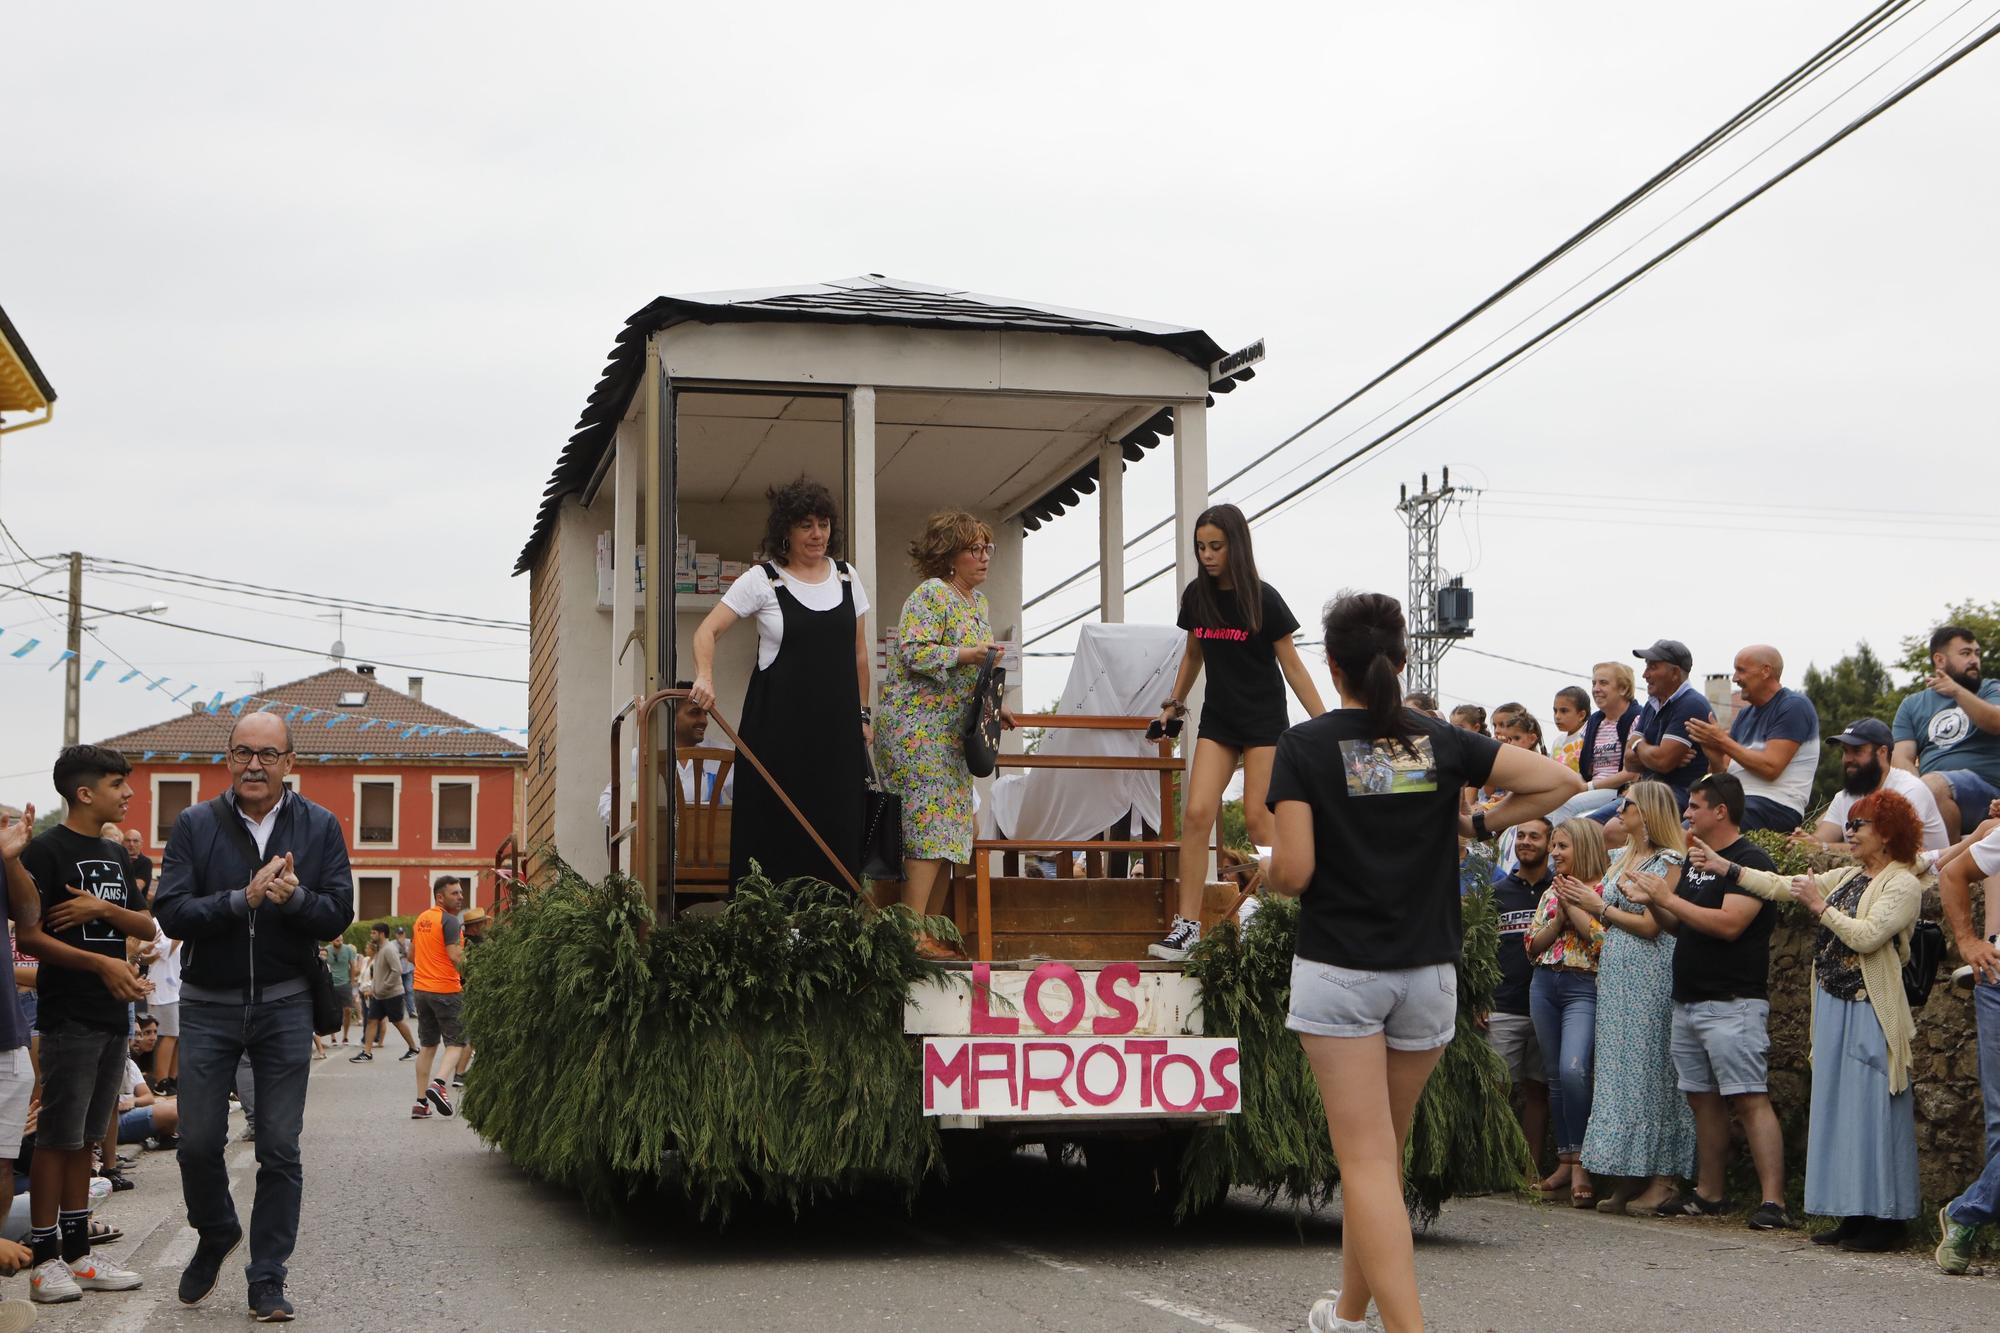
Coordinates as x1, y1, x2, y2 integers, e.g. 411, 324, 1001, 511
1903, 918, 1948, 1010
204, 796, 345, 1035
961, 649, 1007, 779
861, 752, 904, 882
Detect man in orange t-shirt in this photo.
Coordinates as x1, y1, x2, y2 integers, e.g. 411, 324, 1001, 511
409, 877, 466, 1120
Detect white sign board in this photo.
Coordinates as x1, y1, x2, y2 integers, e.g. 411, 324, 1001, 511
921, 1036, 1241, 1117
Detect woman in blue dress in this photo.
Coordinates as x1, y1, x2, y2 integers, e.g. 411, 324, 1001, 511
1580, 780, 1696, 1214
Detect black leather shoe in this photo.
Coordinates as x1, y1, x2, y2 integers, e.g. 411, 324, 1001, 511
249, 1278, 295, 1321
1839, 1217, 1906, 1253
177, 1224, 242, 1306
1811, 1215, 1858, 1246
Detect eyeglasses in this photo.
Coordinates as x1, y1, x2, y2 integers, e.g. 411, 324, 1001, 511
962, 543, 996, 558
1844, 818, 1870, 834
227, 746, 293, 767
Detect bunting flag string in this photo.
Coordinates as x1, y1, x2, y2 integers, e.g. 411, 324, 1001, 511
0, 621, 531, 749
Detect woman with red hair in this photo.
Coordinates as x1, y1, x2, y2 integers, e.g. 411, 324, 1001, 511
1688, 788, 1925, 1251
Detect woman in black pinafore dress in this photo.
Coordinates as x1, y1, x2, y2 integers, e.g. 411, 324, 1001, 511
689, 479, 868, 889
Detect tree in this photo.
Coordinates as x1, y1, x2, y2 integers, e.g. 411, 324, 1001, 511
31, 808, 62, 837
1800, 641, 1899, 813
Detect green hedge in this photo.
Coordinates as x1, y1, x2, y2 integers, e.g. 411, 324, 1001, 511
1179, 889, 1531, 1225
342, 915, 417, 951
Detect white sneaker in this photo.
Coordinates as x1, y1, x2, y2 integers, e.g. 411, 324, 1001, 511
1147, 915, 1201, 961
69, 1253, 144, 1291
29, 1257, 81, 1303
1308, 1293, 1370, 1332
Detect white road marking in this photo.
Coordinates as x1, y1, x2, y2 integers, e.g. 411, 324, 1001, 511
995, 1241, 1090, 1275
1124, 1292, 1267, 1333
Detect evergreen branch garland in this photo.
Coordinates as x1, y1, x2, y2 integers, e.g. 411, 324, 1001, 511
1177, 889, 1532, 1225
460, 860, 953, 1220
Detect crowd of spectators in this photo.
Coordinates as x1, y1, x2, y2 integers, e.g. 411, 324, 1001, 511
1441, 626, 2000, 1268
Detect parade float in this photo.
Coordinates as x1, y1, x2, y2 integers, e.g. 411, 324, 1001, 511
466, 275, 1528, 1220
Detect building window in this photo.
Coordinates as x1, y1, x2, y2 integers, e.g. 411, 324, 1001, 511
154, 777, 196, 845
356, 875, 395, 921
434, 779, 475, 848
357, 780, 398, 846
282, 774, 301, 795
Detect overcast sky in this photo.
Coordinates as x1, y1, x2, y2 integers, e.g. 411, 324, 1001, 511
4, 2, 1995, 809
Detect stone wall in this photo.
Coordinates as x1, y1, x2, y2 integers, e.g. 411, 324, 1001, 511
1761, 875, 1984, 1209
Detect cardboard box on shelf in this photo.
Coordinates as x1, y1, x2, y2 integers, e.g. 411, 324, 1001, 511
696, 575, 720, 594
694, 553, 720, 576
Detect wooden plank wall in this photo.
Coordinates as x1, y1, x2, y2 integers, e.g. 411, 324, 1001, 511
524, 534, 561, 854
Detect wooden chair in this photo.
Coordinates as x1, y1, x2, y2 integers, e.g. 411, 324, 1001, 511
660, 746, 736, 894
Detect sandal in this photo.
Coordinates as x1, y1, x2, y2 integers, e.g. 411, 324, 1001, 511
1570, 1187, 1596, 1209
89, 1220, 122, 1245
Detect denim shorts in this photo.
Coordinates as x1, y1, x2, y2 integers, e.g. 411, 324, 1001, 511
38, 1019, 130, 1150
1484, 1011, 1542, 1084
1671, 998, 1771, 1095
0, 1047, 32, 1158
1942, 770, 2000, 834
1287, 956, 1459, 1051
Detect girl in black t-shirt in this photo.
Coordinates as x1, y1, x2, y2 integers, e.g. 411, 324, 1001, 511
1149, 505, 1326, 961
1257, 592, 1582, 1333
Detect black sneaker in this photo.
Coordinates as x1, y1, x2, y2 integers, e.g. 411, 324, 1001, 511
249, 1278, 295, 1322
425, 1080, 454, 1117
1747, 1201, 1798, 1231
349, 1050, 372, 1063
1147, 915, 1201, 962
1665, 1191, 1731, 1217
1839, 1217, 1905, 1252
1811, 1215, 1858, 1246
398, 1049, 417, 1061
451, 1073, 465, 1088
97, 1168, 134, 1192
177, 1223, 242, 1306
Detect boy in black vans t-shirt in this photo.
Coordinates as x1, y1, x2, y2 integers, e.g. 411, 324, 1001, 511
16, 745, 154, 1297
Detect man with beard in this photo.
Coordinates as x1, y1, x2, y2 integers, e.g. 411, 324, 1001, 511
1798, 718, 1951, 852
1483, 817, 1554, 1175
1894, 626, 2000, 837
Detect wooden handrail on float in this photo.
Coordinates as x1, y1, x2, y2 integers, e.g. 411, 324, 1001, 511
966, 713, 1183, 962
609, 689, 866, 927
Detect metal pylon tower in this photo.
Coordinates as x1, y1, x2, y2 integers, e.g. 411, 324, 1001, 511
1396, 468, 1473, 700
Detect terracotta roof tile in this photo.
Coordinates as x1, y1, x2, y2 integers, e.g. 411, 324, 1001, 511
96, 667, 525, 762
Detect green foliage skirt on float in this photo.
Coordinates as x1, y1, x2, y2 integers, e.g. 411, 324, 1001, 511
461, 865, 1528, 1224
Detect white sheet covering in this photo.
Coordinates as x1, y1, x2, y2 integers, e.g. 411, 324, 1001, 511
986, 622, 1185, 843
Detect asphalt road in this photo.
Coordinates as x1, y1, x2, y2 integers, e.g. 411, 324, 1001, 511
17, 1047, 1997, 1331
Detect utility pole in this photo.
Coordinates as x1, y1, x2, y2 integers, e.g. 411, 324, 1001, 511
1396, 470, 1475, 701
63, 550, 82, 746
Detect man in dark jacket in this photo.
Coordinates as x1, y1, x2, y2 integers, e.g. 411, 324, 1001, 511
152, 713, 352, 1322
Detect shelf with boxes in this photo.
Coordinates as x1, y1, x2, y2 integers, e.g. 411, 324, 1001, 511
673, 534, 746, 598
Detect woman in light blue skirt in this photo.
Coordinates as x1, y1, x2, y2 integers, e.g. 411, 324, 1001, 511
1700, 787, 1925, 1251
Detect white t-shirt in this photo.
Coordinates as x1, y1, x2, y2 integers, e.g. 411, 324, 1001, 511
1823, 767, 1950, 851
1969, 825, 2000, 877
719, 562, 868, 670
150, 923, 181, 1007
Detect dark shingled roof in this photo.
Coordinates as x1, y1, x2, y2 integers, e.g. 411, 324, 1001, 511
514, 275, 1252, 573
0, 301, 58, 407
97, 667, 525, 761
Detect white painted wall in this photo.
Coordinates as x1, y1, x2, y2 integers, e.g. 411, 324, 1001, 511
553, 492, 615, 881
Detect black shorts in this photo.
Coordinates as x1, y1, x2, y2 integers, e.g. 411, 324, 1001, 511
414, 991, 465, 1048
1195, 711, 1285, 752
38, 1019, 129, 1150
371, 992, 406, 1023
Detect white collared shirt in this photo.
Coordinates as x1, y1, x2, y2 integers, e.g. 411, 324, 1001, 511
238, 791, 287, 856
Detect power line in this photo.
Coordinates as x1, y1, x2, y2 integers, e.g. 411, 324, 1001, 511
1019, 0, 1928, 615
0, 580, 529, 684
77, 556, 528, 631
1024, 8, 2000, 648
81, 569, 526, 650
1456, 647, 1591, 679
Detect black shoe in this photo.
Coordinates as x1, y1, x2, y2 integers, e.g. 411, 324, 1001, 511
451, 1073, 465, 1088
348, 1050, 373, 1063
148, 1132, 180, 1152
249, 1278, 295, 1322
1659, 1190, 1730, 1217
398, 1048, 417, 1061
177, 1224, 243, 1306
97, 1168, 134, 1192
1811, 1215, 1859, 1246
1746, 1200, 1797, 1231
1839, 1217, 1906, 1252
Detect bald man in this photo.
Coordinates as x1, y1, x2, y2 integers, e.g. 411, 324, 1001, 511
1687, 646, 1820, 833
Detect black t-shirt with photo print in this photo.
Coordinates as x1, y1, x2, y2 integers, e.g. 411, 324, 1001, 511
19, 824, 136, 1032
1178, 580, 1302, 745
1268, 708, 1502, 971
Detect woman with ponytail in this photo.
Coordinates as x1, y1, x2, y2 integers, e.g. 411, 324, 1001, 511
1257, 591, 1582, 1333
1149, 503, 1325, 960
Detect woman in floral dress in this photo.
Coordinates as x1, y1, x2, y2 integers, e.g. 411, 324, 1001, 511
1580, 780, 1697, 1213
876, 511, 1014, 953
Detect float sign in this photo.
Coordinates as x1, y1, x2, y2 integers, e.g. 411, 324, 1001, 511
915, 962, 1240, 1117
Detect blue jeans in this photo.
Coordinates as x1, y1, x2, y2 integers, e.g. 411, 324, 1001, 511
179, 993, 312, 1285
1948, 980, 2000, 1227
1530, 967, 1598, 1155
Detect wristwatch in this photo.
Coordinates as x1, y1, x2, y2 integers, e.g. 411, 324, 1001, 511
1471, 811, 1490, 840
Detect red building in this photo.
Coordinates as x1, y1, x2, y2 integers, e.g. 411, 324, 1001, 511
101, 665, 527, 921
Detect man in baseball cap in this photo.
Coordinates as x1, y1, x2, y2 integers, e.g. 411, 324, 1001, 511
1799, 718, 1950, 851
1625, 639, 1712, 805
